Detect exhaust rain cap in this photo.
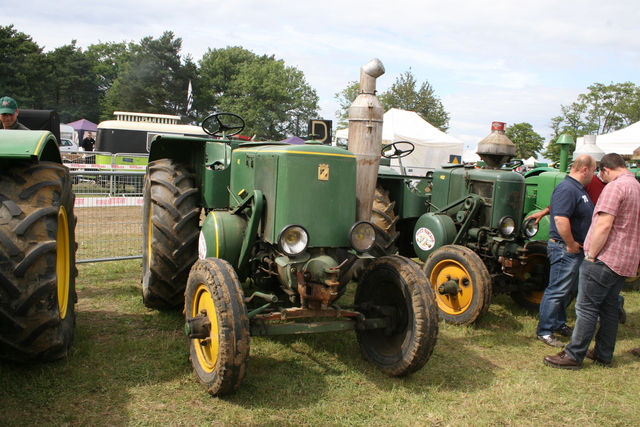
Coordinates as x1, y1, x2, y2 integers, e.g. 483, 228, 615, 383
476, 122, 516, 169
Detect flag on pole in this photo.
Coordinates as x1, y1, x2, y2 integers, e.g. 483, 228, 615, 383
186, 80, 194, 113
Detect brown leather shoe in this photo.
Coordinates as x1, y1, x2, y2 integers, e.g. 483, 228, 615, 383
543, 351, 582, 370
631, 348, 640, 358
585, 349, 612, 367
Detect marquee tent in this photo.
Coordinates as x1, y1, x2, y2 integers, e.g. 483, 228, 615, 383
594, 121, 640, 155
335, 108, 464, 174
67, 118, 98, 143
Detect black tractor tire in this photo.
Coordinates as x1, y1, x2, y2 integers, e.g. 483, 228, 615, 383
186, 258, 250, 396
370, 185, 400, 255
142, 159, 200, 309
510, 241, 550, 311
351, 185, 400, 280
0, 161, 77, 362
624, 267, 640, 291
423, 245, 492, 325
355, 255, 438, 376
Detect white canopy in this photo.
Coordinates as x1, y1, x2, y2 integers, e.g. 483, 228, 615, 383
594, 121, 640, 155
336, 108, 464, 175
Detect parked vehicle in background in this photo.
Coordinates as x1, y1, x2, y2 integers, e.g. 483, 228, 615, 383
59, 138, 80, 151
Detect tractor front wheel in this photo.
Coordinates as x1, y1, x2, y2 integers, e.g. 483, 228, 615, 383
510, 241, 550, 311
0, 162, 77, 362
423, 245, 492, 325
185, 258, 250, 396
142, 159, 200, 309
355, 255, 438, 376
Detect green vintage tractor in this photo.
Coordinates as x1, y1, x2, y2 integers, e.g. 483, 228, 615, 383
0, 119, 77, 362
141, 110, 439, 395
375, 122, 550, 325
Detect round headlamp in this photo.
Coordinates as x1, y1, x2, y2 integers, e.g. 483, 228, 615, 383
498, 216, 516, 237
278, 225, 309, 256
522, 217, 539, 238
349, 221, 376, 253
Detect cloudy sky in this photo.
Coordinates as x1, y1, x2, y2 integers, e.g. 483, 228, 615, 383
4, 0, 640, 152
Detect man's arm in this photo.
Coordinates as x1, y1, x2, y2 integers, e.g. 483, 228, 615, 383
584, 212, 615, 261
554, 216, 581, 253
526, 206, 550, 224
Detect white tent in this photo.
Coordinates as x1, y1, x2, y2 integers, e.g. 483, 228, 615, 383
594, 121, 640, 155
335, 108, 464, 175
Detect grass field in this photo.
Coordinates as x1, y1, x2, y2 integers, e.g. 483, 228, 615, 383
1, 260, 640, 427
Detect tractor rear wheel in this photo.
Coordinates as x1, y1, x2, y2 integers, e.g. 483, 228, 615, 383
351, 185, 399, 280
423, 245, 492, 325
355, 255, 438, 376
0, 162, 77, 362
510, 241, 550, 311
142, 159, 200, 309
185, 258, 250, 396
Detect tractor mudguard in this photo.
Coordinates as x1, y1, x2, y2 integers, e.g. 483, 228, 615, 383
0, 130, 62, 165
199, 211, 247, 268
413, 213, 457, 261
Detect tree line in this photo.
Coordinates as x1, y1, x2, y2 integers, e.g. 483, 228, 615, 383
2, 24, 640, 158
0, 26, 319, 141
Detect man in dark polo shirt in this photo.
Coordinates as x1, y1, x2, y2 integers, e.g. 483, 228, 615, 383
536, 154, 596, 347
544, 153, 640, 369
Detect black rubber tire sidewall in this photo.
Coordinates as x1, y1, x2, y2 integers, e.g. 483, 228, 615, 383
185, 258, 250, 396
355, 255, 438, 376
142, 159, 200, 309
0, 161, 77, 362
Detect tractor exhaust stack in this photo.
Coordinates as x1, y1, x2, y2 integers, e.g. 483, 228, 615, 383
476, 122, 516, 169
347, 58, 386, 221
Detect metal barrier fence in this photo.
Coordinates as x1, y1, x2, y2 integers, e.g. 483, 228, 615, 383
65, 152, 146, 263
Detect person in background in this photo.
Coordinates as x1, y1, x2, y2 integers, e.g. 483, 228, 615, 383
536, 154, 596, 348
544, 153, 640, 369
81, 132, 95, 151
0, 96, 29, 130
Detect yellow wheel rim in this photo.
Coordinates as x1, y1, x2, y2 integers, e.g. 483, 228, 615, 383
517, 253, 547, 304
430, 259, 473, 315
146, 203, 153, 267
626, 266, 640, 283
192, 283, 219, 373
56, 206, 70, 319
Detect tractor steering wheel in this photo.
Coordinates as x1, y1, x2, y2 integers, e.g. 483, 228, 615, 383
381, 141, 415, 159
202, 113, 245, 137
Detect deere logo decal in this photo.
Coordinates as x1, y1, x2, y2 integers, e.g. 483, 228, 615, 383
318, 164, 329, 181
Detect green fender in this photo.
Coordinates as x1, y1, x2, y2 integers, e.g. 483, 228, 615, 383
199, 211, 247, 268
0, 130, 62, 165
413, 213, 457, 261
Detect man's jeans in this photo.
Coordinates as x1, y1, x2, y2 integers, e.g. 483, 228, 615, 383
564, 259, 625, 364
537, 240, 584, 336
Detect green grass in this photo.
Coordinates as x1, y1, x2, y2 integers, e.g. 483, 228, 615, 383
1, 260, 640, 426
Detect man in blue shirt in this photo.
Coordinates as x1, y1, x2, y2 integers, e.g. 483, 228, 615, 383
537, 154, 596, 347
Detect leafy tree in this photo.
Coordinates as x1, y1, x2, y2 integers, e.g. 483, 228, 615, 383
546, 82, 640, 161
102, 32, 196, 120
43, 42, 101, 123
334, 80, 359, 129
86, 41, 130, 94
334, 70, 450, 132
0, 25, 48, 108
505, 122, 544, 159
380, 70, 450, 132
198, 46, 319, 140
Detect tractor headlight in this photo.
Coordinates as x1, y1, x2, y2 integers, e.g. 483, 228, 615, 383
498, 216, 516, 237
349, 221, 376, 253
522, 217, 538, 238
278, 225, 309, 256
